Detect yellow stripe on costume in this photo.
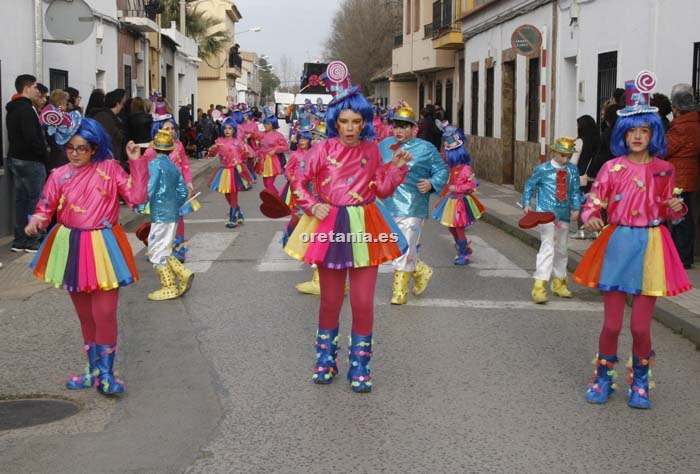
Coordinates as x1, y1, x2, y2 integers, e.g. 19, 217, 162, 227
642, 227, 667, 296
284, 214, 321, 261
91, 231, 119, 290
218, 169, 232, 193
263, 156, 277, 177
440, 199, 457, 227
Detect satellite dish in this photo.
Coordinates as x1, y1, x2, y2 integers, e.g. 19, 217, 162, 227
45, 0, 95, 44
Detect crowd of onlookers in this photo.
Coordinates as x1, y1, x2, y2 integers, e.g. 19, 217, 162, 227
570, 83, 700, 269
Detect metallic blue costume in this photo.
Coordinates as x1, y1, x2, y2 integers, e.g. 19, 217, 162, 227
148, 155, 189, 223
521, 161, 582, 221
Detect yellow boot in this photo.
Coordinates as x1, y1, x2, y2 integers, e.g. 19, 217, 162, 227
551, 277, 573, 298
390, 271, 411, 305
531, 279, 548, 304
167, 256, 195, 296
412, 260, 433, 296
296, 267, 320, 295
148, 265, 180, 301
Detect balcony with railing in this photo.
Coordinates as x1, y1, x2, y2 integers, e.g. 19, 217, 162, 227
431, 0, 463, 50
117, 0, 161, 33
227, 47, 243, 78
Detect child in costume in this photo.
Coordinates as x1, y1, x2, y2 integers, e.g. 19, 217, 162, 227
143, 115, 194, 261
208, 117, 253, 228
26, 116, 148, 395
257, 109, 289, 194
238, 108, 261, 181
379, 103, 448, 305
432, 123, 485, 265
522, 137, 582, 304
294, 121, 327, 295
284, 62, 412, 392
573, 71, 690, 409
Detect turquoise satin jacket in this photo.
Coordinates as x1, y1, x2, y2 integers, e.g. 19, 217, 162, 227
378, 137, 448, 218
147, 154, 189, 223
522, 160, 582, 221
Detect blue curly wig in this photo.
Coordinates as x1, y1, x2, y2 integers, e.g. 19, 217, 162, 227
150, 116, 179, 140
610, 112, 666, 158
445, 144, 471, 167
70, 117, 113, 162
325, 92, 375, 141
232, 109, 245, 124
262, 114, 279, 129
220, 117, 238, 137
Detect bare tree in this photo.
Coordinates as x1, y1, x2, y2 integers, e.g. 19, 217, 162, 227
278, 55, 299, 93
324, 0, 402, 94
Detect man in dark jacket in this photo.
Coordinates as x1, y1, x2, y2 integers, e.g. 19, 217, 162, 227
93, 89, 126, 167
6, 74, 48, 252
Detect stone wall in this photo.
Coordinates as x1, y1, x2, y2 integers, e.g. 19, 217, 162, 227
468, 136, 541, 191
514, 140, 541, 191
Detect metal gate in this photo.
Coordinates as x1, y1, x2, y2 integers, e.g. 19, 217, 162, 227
596, 51, 618, 126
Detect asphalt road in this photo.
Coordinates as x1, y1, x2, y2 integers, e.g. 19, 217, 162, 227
2, 173, 700, 474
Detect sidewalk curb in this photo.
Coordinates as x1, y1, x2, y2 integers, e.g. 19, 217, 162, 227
481, 209, 700, 350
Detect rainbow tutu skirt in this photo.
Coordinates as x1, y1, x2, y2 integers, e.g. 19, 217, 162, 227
573, 224, 691, 296
433, 194, 486, 228
208, 165, 252, 194
279, 182, 297, 209
284, 202, 408, 269
30, 224, 138, 293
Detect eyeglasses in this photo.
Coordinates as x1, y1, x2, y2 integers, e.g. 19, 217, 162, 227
65, 144, 91, 154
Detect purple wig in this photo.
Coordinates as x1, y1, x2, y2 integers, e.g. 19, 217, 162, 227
610, 112, 666, 158
325, 92, 375, 141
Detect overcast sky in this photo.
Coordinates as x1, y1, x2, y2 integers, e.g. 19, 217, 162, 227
232, 0, 341, 86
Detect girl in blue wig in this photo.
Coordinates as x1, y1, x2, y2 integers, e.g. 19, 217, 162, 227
283, 62, 412, 393
257, 110, 289, 193
144, 115, 195, 262
207, 116, 253, 228
25, 115, 149, 395
573, 73, 689, 409
432, 124, 485, 265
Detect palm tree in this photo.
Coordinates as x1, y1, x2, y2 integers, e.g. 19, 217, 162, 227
160, 0, 232, 62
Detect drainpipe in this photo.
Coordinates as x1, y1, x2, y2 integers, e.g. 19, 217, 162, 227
34, 0, 43, 81
179, 0, 186, 34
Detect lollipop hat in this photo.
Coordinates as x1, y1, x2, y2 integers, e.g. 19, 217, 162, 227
618, 70, 659, 117
40, 105, 81, 145
436, 120, 464, 150
324, 61, 360, 106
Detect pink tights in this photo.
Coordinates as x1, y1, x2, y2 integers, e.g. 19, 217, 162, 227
318, 266, 379, 336
69, 289, 120, 345
598, 290, 656, 357
263, 177, 278, 194
448, 227, 466, 242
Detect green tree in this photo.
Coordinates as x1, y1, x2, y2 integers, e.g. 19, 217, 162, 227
258, 57, 281, 104
160, 0, 232, 62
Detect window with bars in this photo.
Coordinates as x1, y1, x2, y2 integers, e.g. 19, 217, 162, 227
485, 66, 494, 137
49, 69, 68, 91
597, 51, 618, 126
693, 42, 700, 104
527, 57, 540, 143
124, 65, 132, 99
435, 80, 442, 109
471, 70, 478, 135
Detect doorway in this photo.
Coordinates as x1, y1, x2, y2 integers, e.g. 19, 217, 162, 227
501, 58, 516, 185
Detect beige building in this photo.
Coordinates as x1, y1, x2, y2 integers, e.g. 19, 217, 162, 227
192, 0, 242, 109
391, 0, 467, 124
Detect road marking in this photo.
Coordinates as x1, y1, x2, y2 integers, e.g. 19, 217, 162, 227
186, 217, 287, 224
442, 235, 530, 278
378, 298, 603, 312
126, 232, 238, 273
256, 231, 305, 272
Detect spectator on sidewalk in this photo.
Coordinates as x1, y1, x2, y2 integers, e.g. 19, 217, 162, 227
127, 97, 153, 147
570, 115, 601, 239
65, 87, 82, 115
93, 89, 127, 169
84, 89, 105, 118
35, 83, 48, 112
5, 74, 48, 253
666, 83, 700, 269
651, 93, 672, 132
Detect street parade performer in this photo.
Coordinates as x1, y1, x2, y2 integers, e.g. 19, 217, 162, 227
378, 102, 447, 305
144, 130, 193, 301
284, 61, 412, 392
432, 122, 485, 266
573, 71, 691, 409
143, 115, 194, 262
208, 117, 253, 228
522, 136, 582, 304
26, 114, 148, 395
257, 107, 289, 194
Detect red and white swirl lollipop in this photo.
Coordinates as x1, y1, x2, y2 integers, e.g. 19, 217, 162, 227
326, 61, 349, 84
40, 107, 64, 127
635, 70, 656, 94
